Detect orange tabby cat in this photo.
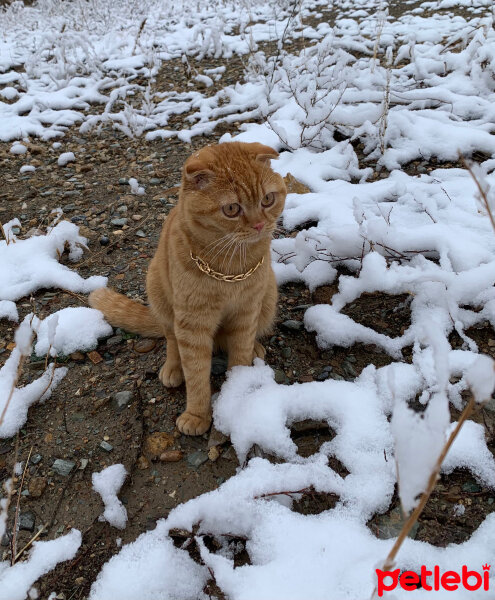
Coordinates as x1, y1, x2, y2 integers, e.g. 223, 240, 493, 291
89, 142, 286, 435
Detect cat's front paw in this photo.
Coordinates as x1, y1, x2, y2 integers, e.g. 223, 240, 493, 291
176, 411, 211, 436
159, 362, 184, 387
252, 340, 266, 361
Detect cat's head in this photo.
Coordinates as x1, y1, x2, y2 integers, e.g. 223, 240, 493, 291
180, 142, 286, 247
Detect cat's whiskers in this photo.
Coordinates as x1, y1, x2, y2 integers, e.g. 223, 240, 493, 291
241, 240, 247, 270
220, 235, 242, 272
226, 239, 241, 273
208, 234, 238, 265
201, 232, 235, 261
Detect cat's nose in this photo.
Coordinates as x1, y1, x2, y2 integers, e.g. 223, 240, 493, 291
252, 221, 265, 232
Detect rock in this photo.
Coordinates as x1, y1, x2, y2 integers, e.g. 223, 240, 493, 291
52, 459, 75, 476
106, 335, 122, 346
28, 477, 47, 498
111, 218, 128, 226
136, 230, 146, 238
343, 363, 357, 378
208, 446, 220, 461
133, 339, 156, 353
137, 455, 150, 470
115, 391, 132, 407
211, 355, 228, 376
373, 507, 419, 540
99, 235, 110, 246
281, 347, 291, 358
282, 320, 304, 331
87, 350, 103, 365
75, 577, 85, 586
30, 453, 42, 465
70, 351, 85, 362
462, 481, 482, 493
315, 366, 333, 381
19, 512, 35, 532
100, 441, 113, 452
150, 178, 162, 185
145, 432, 174, 459
208, 426, 228, 448
118, 178, 129, 185
160, 450, 184, 462
187, 450, 208, 468
221, 446, 237, 462
274, 369, 289, 384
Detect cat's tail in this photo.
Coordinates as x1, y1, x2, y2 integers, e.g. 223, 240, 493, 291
88, 288, 164, 338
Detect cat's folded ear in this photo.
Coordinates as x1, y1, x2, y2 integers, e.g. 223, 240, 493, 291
184, 157, 214, 189
248, 142, 279, 163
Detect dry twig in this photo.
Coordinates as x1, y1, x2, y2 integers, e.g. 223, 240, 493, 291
11, 446, 33, 565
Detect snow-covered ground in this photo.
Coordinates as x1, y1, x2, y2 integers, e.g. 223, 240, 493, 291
1, 0, 495, 598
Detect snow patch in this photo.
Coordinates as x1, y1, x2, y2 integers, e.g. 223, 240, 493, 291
92, 465, 128, 530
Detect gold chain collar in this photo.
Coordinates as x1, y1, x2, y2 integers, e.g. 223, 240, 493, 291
190, 251, 264, 282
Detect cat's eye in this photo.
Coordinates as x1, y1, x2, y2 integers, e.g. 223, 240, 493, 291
262, 192, 276, 208
222, 203, 242, 218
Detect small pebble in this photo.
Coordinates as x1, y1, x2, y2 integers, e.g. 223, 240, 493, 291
28, 477, 47, 498
187, 450, 208, 468
100, 441, 113, 452
137, 455, 150, 470
115, 391, 132, 407
106, 335, 123, 347
208, 446, 220, 462
111, 218, 128, 226
30, 453, 42, 465
274, 369, 289, 384
160, 450, 184, 462
19, 512, 35, 532
282, 320, 304, 331
133, 339, 156, 353
52, 459, 75, 476
462, 481, 482, 493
